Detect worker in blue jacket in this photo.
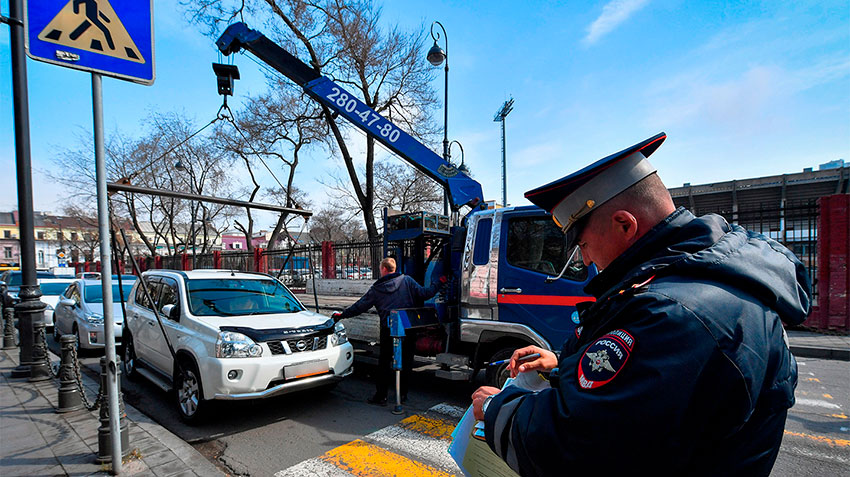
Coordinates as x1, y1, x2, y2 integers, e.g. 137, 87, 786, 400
334, 257, 444, 406
472, 133, 811, 476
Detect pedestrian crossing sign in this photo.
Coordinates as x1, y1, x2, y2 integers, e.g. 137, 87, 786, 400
25, 0, 155, 85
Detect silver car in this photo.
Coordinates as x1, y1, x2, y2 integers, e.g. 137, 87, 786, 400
53, 277, 136, 349
38, 278, 75, 332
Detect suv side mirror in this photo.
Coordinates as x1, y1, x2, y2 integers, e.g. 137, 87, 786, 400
161, 304, 180, 322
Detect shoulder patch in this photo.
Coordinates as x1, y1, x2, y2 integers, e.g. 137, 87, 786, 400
577, 329, 635, 390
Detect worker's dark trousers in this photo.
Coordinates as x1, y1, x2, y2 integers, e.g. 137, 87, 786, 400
375, 322, 415, 398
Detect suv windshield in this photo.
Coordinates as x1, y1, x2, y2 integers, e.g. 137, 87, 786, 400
84, 284, 136, 303
186, 278, 304, 316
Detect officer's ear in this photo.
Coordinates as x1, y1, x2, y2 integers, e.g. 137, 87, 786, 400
611, 210, 639, 243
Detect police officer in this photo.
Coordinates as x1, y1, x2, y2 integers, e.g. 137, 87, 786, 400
471, 132, 811, 476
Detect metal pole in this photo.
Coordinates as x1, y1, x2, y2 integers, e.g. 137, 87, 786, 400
500, 117, 507, 208
92, 73, 122, 473
7, 0, 47, 379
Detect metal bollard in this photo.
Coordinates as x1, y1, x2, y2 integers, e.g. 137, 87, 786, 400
2, 307, 16, 350
95, 356, 129, 464
391, 336, 404, 415
28, 319, 50, 382
57, 335, 83, 413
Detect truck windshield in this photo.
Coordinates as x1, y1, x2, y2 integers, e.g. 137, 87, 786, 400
84, 284, 136, 303
186, 278, 304, 317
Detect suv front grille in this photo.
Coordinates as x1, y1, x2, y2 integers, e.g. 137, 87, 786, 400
268, 335, 328, 355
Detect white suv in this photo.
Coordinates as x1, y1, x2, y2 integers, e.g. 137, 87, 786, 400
123, 269, 354, 423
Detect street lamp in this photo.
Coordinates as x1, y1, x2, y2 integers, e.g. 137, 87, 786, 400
428, 21, 450, 214
449, 140, 469, 175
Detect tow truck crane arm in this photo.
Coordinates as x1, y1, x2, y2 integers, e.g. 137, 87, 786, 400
216, 22, 484, 212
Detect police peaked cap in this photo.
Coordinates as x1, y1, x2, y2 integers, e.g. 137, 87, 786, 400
524, 132, 667, 247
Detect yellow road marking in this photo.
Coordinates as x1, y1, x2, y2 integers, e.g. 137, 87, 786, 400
805, 377, 821, 383
398, 414, 456, 441
320, 439, 454, 477
784, 430, 850, 447
823, 393, 833, 399
830, 413, 848, 419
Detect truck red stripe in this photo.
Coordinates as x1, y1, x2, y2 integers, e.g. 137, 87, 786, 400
497, 295, 595, 306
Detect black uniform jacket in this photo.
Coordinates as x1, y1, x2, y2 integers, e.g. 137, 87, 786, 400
338, 272, 440, 322
484, 208, 811, 476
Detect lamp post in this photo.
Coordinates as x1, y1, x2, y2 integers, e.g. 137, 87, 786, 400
4, 0, 49, 380
427, 21, 450, 215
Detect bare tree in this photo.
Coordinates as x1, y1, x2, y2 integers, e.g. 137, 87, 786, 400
47, 112, 237, 256
309, 207, 365, 242
184, 0, 441, 245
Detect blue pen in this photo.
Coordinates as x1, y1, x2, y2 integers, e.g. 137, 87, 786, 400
487, 353, 541, 366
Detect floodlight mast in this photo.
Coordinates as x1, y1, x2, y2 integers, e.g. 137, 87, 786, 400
493, 98, 514, 208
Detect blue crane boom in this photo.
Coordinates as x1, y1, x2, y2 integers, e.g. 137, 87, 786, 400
216, 22, 484, 212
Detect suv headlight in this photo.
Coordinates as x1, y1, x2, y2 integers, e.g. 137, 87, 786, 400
86, 314, 104, 325
216, 331, 263, 358
330, 321, 348, 346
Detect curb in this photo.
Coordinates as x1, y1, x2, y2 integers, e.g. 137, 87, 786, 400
791, 345, 850, 362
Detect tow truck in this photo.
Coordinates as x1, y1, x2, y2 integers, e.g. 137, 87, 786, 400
216, 23, 596, 386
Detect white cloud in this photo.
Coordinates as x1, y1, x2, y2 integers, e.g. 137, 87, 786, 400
583, 0, 650, 46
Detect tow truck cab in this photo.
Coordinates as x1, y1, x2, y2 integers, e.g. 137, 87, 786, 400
384, 206, 596, 384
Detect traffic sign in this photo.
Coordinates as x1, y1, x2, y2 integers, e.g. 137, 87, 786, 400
24, 0, 155, 85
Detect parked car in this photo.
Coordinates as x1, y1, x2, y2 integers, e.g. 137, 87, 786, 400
1, 270, 55, 308
123, 269, 354, 423
38, 278, 75, 332
52, 276, 137, 348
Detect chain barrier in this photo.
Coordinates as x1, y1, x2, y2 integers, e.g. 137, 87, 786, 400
38, 330, 60, 379
69, 342, 103, 411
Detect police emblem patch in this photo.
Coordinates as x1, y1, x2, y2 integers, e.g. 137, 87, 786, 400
577, 329, 634, 390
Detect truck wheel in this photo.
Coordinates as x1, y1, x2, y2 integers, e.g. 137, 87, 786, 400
123, 334, 139, 381
485, 348, 516, 388
175, 358, 206, 424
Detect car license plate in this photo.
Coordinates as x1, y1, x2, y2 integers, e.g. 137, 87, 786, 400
284, 359, 329, 379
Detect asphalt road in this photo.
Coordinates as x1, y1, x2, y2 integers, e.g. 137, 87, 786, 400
52, 338, 848, 476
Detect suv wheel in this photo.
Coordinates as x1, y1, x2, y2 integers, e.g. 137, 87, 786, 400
175, 358, 206, 423
123, 334, 139, 381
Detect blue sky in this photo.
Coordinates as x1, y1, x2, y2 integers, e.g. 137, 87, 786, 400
1, 0, 848, 228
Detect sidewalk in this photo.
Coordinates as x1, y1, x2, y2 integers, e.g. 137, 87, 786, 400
302, 293, 850, 361
0, 349, 224, 477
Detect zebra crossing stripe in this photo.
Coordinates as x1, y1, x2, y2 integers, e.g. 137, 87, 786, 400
368, 415, 459, 473
274, 404, 466, 477
321, 439, 454, 477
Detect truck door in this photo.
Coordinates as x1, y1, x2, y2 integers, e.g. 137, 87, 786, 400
497, 210, 595, 347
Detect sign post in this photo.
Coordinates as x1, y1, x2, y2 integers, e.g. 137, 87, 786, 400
25, 1, 155, 472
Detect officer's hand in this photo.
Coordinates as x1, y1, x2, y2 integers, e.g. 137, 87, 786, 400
508, 346, 558, 378
331, 312, 342, 322
472, 386, 500, 420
